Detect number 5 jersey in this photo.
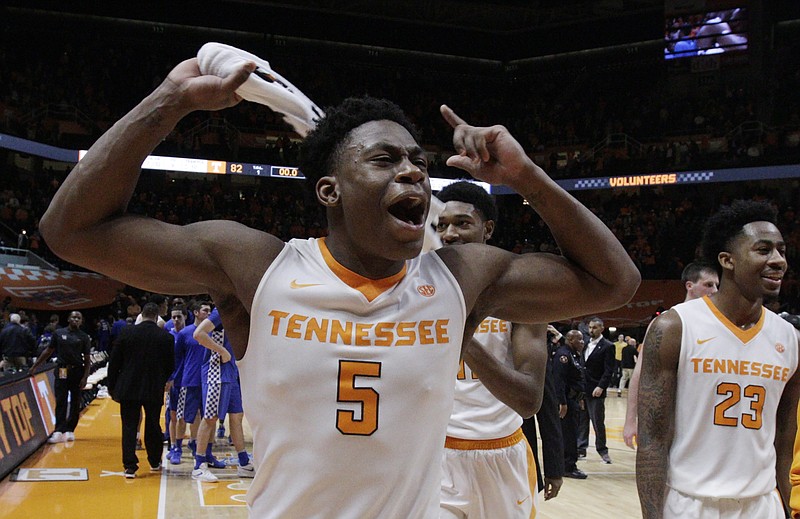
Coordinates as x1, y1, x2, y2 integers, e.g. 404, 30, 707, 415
239, 237, 465, 518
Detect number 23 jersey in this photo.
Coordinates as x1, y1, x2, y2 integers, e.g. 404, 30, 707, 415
668, 296, 798, 498
240, 238, 465, 518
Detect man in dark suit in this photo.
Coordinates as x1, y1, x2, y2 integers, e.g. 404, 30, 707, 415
577, 317, 615, 464
108, 302, 175, 478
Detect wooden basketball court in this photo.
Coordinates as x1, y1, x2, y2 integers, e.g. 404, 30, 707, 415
0, 394, 642, 518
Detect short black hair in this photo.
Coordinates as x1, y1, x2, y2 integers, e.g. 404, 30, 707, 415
141, 302, 160, 319
435, 181, 498, 223
680, 261, 717, 284
298, 96, 419, 194
700, 200, 778, 276
191, 300, 211, 313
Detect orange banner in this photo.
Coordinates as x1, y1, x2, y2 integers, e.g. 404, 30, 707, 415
0, 268, 125, 311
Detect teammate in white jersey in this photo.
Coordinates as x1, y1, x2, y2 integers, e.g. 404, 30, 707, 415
435, 181, 548, 518
637, 200, 800, 518
39, 56, 640, 517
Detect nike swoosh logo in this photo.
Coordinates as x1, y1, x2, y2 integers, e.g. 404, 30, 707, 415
290, 280, 323, 289
516, 495, 530, 505
696, 337, 716, 345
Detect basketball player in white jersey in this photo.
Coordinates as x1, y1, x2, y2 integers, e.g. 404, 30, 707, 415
637, 200, 800, 518
622, 262, 719, 449
435, 181, 547, 518
38, 57, 640, 517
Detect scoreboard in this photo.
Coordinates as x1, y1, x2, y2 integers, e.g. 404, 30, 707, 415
77, 150, 305, 179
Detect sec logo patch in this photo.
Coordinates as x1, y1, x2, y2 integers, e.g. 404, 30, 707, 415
417, 285, 435, 297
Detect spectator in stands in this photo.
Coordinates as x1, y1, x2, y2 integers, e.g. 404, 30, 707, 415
29, 310, 92, 443
0, 313, 36, 371
107, 302, 174, 478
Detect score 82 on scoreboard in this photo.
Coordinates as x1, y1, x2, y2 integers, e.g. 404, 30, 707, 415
226, 162, 304, 179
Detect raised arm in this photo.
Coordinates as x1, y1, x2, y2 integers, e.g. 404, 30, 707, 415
636, 311, 681, 519
39, 58, 282, 301
437, 106, 640, 324
463, 323, 547, 418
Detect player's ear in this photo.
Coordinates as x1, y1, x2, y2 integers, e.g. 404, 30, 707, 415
718, 251, 733, 272
483, 220, 495, 241
316, 176, 340, 207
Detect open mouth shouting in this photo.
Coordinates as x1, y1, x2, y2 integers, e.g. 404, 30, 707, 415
387, 194, 427, 231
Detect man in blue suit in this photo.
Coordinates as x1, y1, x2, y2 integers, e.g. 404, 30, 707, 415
577, 317, 616, 463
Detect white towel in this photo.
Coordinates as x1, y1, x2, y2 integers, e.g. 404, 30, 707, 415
197, 42, 323, 137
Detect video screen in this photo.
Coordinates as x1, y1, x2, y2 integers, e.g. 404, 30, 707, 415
664, 7, 748, 60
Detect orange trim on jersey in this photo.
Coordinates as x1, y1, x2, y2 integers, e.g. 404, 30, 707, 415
318, 238, 407, 302
524, 435, 538, 518
445, 428, 525, 450
702, 296, 765, 344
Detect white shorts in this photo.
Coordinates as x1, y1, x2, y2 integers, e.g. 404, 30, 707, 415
664, 487, 784, 519
440, 428, 538, 519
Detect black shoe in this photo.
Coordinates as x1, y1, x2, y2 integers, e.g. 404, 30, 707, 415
564, 469, 588, 479
577, 451, 586, 459
124, 468, 136, 479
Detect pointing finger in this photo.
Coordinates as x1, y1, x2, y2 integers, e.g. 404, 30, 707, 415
440, 104, 467, 129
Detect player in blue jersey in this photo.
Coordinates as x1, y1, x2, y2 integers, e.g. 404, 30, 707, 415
166, 304, 190, 464
175, 301, 211, 461
191, 306, 254, 481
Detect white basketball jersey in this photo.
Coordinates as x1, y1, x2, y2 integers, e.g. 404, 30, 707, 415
668, 296, 798, 498
240, 238, 465, 518
447, 317, 522, 440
